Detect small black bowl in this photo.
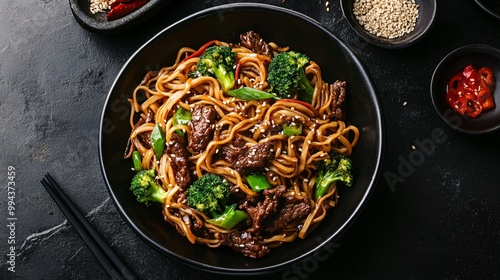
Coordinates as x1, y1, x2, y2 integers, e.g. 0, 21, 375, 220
340, 0, 436, 49
474, 0, 500, 20
69, 0, 172, 34
99, 3, 384, 275
430, 45, 500, 135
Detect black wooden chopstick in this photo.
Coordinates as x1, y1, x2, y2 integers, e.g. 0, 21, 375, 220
41, 173, 136, 280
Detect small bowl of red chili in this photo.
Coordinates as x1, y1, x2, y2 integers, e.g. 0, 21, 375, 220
431, 45, 500, 134
69, 0, 172, 34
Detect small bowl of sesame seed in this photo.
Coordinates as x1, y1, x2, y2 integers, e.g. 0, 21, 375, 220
341, 0, 436, 49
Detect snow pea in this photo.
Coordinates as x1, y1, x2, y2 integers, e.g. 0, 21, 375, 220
150, 123, 165, 159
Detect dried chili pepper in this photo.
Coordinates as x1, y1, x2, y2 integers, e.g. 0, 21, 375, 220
446, 64, 495, 118
106, 0, 149, 21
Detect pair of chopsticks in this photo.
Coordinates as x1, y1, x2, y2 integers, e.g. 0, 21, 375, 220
41, 173, 136, 280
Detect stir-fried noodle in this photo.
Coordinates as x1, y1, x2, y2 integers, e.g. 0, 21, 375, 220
125, 32, 359, 258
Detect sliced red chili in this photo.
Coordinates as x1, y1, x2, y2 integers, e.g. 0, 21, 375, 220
463, 87, 476, 101
452, 96, 469, 115
465, 99, 482, 118
234, 60, 242, 89
477, 87, 495, 110
481, 97, 495, 111
462, 65, 479, 82
478, 67, 495, 88
447, 73, 463, 95
276, 98, 315, 112
182, 40, 217, 62
446, 64, 495, 118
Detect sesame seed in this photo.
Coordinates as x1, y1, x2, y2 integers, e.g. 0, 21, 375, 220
353, 0, 420, 39
89, 0, 114, 14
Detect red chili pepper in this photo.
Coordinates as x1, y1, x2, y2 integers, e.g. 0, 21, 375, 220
276, 99, 315, 112
110, 0, 133, 9
447, 73, 463, 96
451, 96, 468, 115
478, 67, 495, 88
477, 87, 495, 110
462, 65, 478, 81
446, 64, 495, 118
107, 0, 148, 21
466, 99, 483, 118
446, 73, 462, 109
234, 61, 242, 89
182, 40, 217, 62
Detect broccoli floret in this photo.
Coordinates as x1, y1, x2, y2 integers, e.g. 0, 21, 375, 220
267, 51, 315, 103
314, 152, 353, 201
207, 204, 249, 230
197, 46, 236, 93
187, 173, 230, 215
187, 173, 248, 229
130, 169, 167, 206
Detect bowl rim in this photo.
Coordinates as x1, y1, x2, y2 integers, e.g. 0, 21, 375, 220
340, 0, 437, 49
99, 2, 385, 275
473, 0, 500, 21
430, 44, 500, 135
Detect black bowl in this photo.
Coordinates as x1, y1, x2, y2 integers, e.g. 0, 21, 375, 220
474, 0, 500, 20
431, 45, 500, 135
69, 0, 172, 34
340, 0, 436, 49
99, 3, 384, 275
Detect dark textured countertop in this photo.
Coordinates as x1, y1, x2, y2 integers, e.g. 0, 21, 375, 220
1, 1, 499, 279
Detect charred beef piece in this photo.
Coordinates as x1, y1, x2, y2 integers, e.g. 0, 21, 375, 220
240, 30, 273, 58
241, 185, 287, 233
330, 80, 346, 120
219, 137, 248, 164
135, 108, 155, 149
233, 141, 274, 175
165, 133, 191, 190
240, 185, 311, 236
188, 105, 218, 153
221, 231, 270, 259
140, 70, 159, 86
263, 195, 311, 235
230, 184, 260, 206
190, 216, 212, 239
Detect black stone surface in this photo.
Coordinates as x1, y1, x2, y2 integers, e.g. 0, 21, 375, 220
1, 0, 499, 279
